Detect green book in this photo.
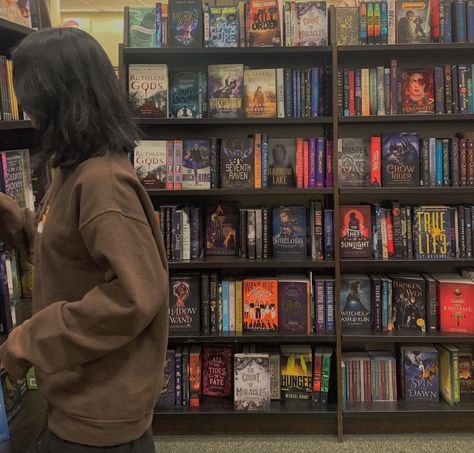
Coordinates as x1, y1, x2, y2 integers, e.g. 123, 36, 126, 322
128, 7, 157, 48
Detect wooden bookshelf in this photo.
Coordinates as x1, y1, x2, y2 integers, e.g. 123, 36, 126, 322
339, 114, 474, 123
343, 331, 474, 344
168, 333, 336, 343
0, 120, 33, 131
0, 17, 33, 55
136, 117, 333, 125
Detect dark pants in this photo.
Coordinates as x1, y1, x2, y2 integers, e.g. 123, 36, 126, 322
26, 427, 155, 453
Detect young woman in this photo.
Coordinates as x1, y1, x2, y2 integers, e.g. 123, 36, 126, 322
0, 28, 168, 452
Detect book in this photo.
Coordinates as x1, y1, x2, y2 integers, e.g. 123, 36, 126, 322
182, 139, 211, 189
458, 347, 474, 393
202, 345, 233, 397
244, 69, 277, 118
205, 202, 238, 256
0, 376, 9, 442
189, 345, 202, 407
168, 273, 201, 334
128, 7, 156, 47
296, 1, 327, 46
272, 206, 307, 258
129, 65, 168, 118
340, 274, 372, 332
157, 351, 176, 407
234, 353, 271, 411
403, 347, 439, 401
169, 71, 206, 118
401, 68, 435, 114
208, 64, 244, 118
438, 345, 460, 405
267, 138, 296, 188
339, 205, 372, 258
133, 141, 167, 189
396, 0, 431, 43
220, 138, 254, 189
337, 138, 370, 187
280, 345, 312, 400
278, 278, 309, 334
247, 0, 281, 47
335, 7, 359, 45
381, 133, 420, 186
243, 279, 278, 331
413, 206, 451, 259
168, 0, 203, 47
207, 6, 239, 47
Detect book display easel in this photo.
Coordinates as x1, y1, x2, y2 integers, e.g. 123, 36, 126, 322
120, 4, 474, 440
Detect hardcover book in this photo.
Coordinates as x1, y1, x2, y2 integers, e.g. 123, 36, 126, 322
381, 133, 420, 186
243, 279, 278, 331
133, 141, 167, 189
244, 69, 277, 118
156, 350, 176, 407
267, 138, 296, 187
280, 345, 313, 400
220, 138, 254, 189
459, 347, 474, 393
401, 68, 435, 113
208, 64, 243, 118
296, 1, 328, 46
278, 278, 310, 334
438, 345, 460, 405
335, 7, 359, 45
339, 205, 372, 258
205, 202, 239, 256
128, 7, 156, 47
168, 0, 203, 47
413, 206, 451, 259
169, 71, 205, 118
169, 273, 201, 334
272, 206, 307, 258
247, 0, 281, 47
202, 345, 233, 397
338, 138, 371, 187
234, 353, 271, 411
129, 65, 168, 118
396, 0, 431, 43
403, 347, 439, 401
207, 6, 239, 47
182, 139, 211, 189
340, 274, 372, 332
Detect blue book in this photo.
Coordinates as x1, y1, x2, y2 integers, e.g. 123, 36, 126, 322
0, 376, 10, 443
470, 65, 474, 112
292, 70, 297, 119
359, 2, 368, 44
324, 209, 334, 260
262, 134, 269, 188
207, 6, 239, 47
221, 280, 229, 333
311, 68, 320, 118
325, 279, 335, 334
436, 139, 444, 186
156, 3, 162, 48
468, 0, 474, 42
380, 1, 388, 44
381, 278, 388, 331
284, 68, 293, 118
316, 138, 325, 188
272, 206, 306, 258
170, 72, 203, 119
296, 70, 302, 117
444, 0, 453, 42
403, 347, 439, 401
454, 0, 467, 42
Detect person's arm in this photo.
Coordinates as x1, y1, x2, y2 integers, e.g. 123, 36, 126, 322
0, 192, 36, 261
0, 210, 168, 379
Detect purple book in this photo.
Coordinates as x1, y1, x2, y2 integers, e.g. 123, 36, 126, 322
325, 279, 335, 334
190, 207, 202, 260
403, 348, 439, 401
156, 350, 176, 407
278, 279, 309, 334
434, 67, 445, 113
309, 138, 317, 188
316, 138, 325, 188
313, 278, 325, 334
325, 140, 333, 188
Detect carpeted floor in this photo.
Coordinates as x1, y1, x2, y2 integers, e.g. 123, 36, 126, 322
155, 434, 474, 452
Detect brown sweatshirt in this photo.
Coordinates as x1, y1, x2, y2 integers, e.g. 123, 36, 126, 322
0, 151, 169, 446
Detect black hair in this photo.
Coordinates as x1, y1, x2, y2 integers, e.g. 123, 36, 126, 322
12, 27, 138, 169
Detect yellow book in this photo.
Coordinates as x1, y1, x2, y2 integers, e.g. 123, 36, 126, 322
361, 68, 370, 116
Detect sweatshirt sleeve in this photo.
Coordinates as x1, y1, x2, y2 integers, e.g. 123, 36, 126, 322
0, 210, 168, 379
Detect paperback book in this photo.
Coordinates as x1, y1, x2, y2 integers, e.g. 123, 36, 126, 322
267, 138, 296, 187
205, 202, 239, 256
244, 69, 277, 118
207, 6, 239, 47
381, 133, 420, 186
272, 206, 307, 258
129, 65, 168, 118
247, 0, 281, 47
208, 64, 244, 118
340, 274, 372, 331
168, 0, 203, 47
220, 138, 254, 189
133, 141, 167, 189
182, 139, 211, 189
169, 273, 201, 334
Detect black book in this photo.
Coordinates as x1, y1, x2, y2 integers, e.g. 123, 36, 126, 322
422, 273, 437, 333
201, 273, 210, 335
220, 138, 254, 189
340, 274, 372, 332
391, 201, 404, 259
169, 273, 201, 335
209, 273, 219, 335
168, 0, 204, 48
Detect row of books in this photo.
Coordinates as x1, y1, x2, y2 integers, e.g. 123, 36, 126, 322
169, 273, 335, 336
335, 0, 474, 45
134, 136, 333, 191
340, 272, 474, 334
156, 344, 334, 410
0, 56, 23, 122
338, 134, 474, 188
128, 0, 329, 49
158, 203, 334, 260
338, 63, 474, 117
340, 204, 474, 260
342, 345, 474, 406
129, 64, 330, 120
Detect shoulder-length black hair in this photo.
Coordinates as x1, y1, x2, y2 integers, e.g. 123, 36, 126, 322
12, 27, 138, 168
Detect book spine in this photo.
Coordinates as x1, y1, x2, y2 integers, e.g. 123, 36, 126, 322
445, 0, 453, 42
385, 210, 395, 257
173, 140, 182, 190
434, 66, 445, 113
337, 70, 343, 117
460, 139, 468, 185
436, 139, 444, 186
203, 3, 209, 47
190, 208, 201, 259
308, 139, 316, 188
305, 69, 311, 117
165, 207, 172, 260
373, 2, 381, 43
459, 205, 466, 257
454, 0, 467, 42
348, 70, 355, 116
429, 138, 437, 187
325, 280, 335, 334
297, 70, 302, 117
235, 280, 243, 334
421, 139, 430, 187
284, 1, 292, 47
209, 273, 218, 335
465, 206, 472, 258
311, 68, 320, 118
175, 351, 182, 406
217, 283, 223, 334
468, 0, 474, 42
384, 67, 391, 115
400, 205, 408, 258
369, 68, 377, 115
292, 70, 298, 118
459, 65, 469, 113
380, 1, 388, 44
359, 2, 368, 44
201, 274, 210, 335
254, 133, 262, 188
222, 281, 229, 333
316, 139, 325, 188
325, 140, 333, 188
355, 69, 362, 116
390, 59, 398, 115
182, 349, 189, 406
440, 0, 446, 42
324, 210, 334, 260
255, 209, 263, 259
343, 70, 350, 116
392, 202, 404, 258
166, 141, 174, 190
247, 209, 256, 259
297, 137, 304, 188
361, 68, 370, 116
370, 136, 381, 186
443, 138, 451, 186
468, 65, 474, 113
312, 353, 322, 405
452, 349, 460, 403
468, 139, 474, 186
367, 2, 375, 44
451, 138, 460, 186
312, 201, 324, 261
172, 208, 181, 261
284, 68, 293, 118
262, 207, 270, 259
406, 207, 413, 259
210, 138, 219, 189
373, 279, 382, 332
314, 280, 325, 334
277, 68, 285, 118
423, 275, 437, 333
239, 1, 246, 47
452, 64, 459, 113
376, 66, 385, 115
444, 64, 453, 113
262, 134, 269, 189
182, 208, 190, 260
239, 209, 247, 258
189, 350, 201, 408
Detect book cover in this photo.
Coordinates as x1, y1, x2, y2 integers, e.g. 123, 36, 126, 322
133, 141, 167, 189
296, 1, 327, 46
335, 7, 359, 45
0, 371, 22, 423
208, 64, 244, 118
247, 0, 281, 47
267, 138, 296, 188
404, 348, 439, 401
381, 133, 420, 186
280, 345, 312, 400
390, 274, 426, 332
340, 274, 372, 331
169, 273, 201, 334
169, 71, 205, 118
168, 0, 203, 47
459, 348, 474, 393
128, 7, 156, 47
278, 278, 309, 334
396, 0, 431, 43
339, 205, 372, 258
129, 64, 168, 118
205, 202, 239, 256
234, 353, 271, 411
401, 68, 435, 113
244, 69, 277, 118
157, 350, 176, 407
272, 206, 306, 258
182, 139, 211, 189
202, 345, 233, 397
220, 138, 254, 189
413, 206, 451, 259
243, 279, 278, 331
207, 6, 239, 47
439, 345, 460, 405
338, 138, 371, 187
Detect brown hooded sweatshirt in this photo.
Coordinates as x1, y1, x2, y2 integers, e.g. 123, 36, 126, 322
0, 151, 169, 446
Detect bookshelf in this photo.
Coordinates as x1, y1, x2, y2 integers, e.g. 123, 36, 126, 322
120, 5, 474, 441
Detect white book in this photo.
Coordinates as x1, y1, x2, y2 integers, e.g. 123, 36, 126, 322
276, 68, 285, 118
181, 208, 191, 260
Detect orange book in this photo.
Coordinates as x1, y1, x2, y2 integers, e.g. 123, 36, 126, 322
370, 136, 381, 187
189, 345, 202, 408
254, 133, 262, 188
385, 210, 395, 257
296, 137, 304, 188
303, 139, 309, 188
243, 279, 278, 332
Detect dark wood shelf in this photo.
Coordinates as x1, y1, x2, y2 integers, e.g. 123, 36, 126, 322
148, 188, 333, 197
341, 258, 474, 269
339, 114, 474, 123
343, 331, 474, 343
0, 18, 34, 55
136, 117, 333, 126
0, 121, 33, 131
338, 42, 474, 54
340, 187, 474, 194
169, 257, 335, 269
169, 333, 336, 343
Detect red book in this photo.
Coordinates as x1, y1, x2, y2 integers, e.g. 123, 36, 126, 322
348, 70, 355, 116
303, 139, 309, 188
339, 205, 372, 258
189, 345, 202, 408
433, 275, 474, 334
296, 137, 304, 188
312, 352, 322, 404
202, 345, 233, 397
370, 136, 381, 187
430, 0, 440, 43
385, 210, 395, 257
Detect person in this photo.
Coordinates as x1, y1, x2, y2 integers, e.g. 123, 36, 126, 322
397, 10, 414, 43
343, 280, 369, 314
403, 71, 434, 113
0, 28, 169, 452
